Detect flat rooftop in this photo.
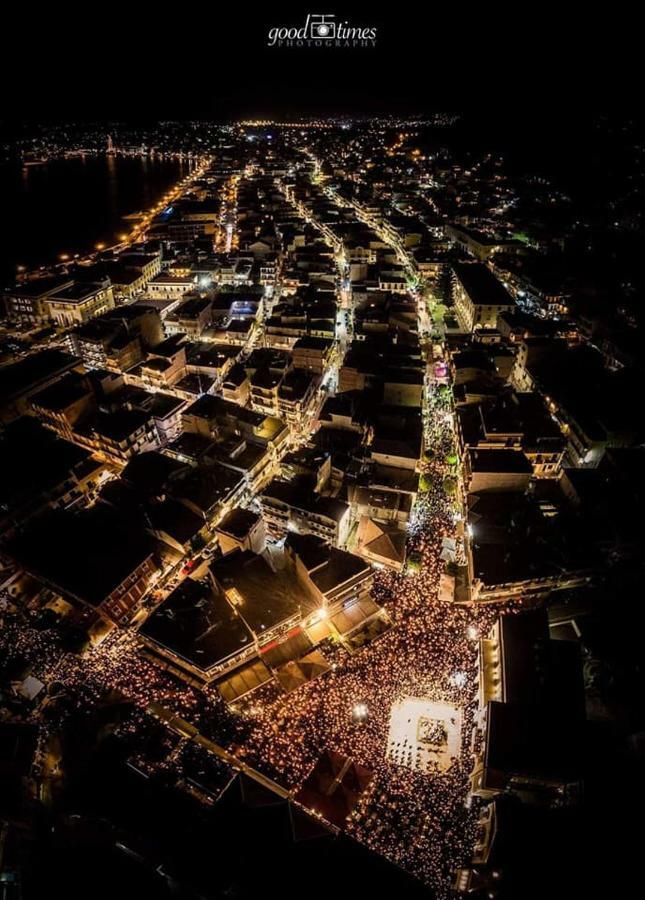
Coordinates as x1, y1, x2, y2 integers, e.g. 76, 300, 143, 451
262, 480, 349, 523
0, 349, 79, 404
93, 409, 151, 442
453, 262, 515, 308
9, 506, 154, 607
293, 336, 333, 352
0, 417, 96, 515
309, 548, 371, 596
30, 373, 91, 411
122, 450, 188, 494
50, 282, 107, 303
216, 507, 261, 540
172, 464, 244, 513
140, 578, 253, 672
469, 448, 532, 474
5, 275, 73, 299
210, 548, 312, 635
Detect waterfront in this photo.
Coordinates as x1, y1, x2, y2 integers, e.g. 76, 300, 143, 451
1, 154, 193, 284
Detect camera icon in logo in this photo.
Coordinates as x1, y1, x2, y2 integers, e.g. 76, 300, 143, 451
310, 14, 336, 39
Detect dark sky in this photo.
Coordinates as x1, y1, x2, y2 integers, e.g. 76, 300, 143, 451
3, 6, 640, 122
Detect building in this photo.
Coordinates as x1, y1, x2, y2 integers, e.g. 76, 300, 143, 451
471, 608, 585, 802
68, 319, 141, 372
261, 479, 350, 545
164, 295, 213, 337
278, 370, 319, 427
89, 408, 158, 462
30, 372, 96, 441
378, 271, 408, 293
348, 483, 414, 527
44, 279, 115, 327
147, 498, 208, 557
221, 363, 250, 405
250, 367, 283, 416
292, 336, 334, 375
140, 548, 313, 684
452, 263, 515, 333
138, 335, 187, 390
4, 276, 74, 325
467, 491, 593, 602
102, 264, 148, 302
445, 224, 522, 261
187, 343, 238, 382
466, 448, 533, 494
65, 306, 164, 372
139, 578, 259, 684
117, 251, 162, 283
216, 507, 266, 555
0, 349, 82, 424
148, 392, 186, 445
285, 532, 373, 609
171, 462, 246, 523
182, 394, 288, 456
0, 417, 107, 538
456, 392, 566, 479
8, 506, 158, 626
354, 517, 407, 571
382, 369, 424, 407
371, 430, 421, 471
147, 272, 196, 301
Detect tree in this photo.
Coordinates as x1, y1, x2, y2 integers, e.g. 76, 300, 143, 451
443, 475, 458, 496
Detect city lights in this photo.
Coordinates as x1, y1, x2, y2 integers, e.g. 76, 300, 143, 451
1, 102, 623, 900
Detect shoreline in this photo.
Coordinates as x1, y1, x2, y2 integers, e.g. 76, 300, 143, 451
5, 153, 207, 287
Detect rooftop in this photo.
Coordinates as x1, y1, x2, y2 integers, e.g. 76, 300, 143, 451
210, 548, 310, 635
172, 463, 243, 514
122, 450, 188, 495
9, 506, 154, 607
30, 372, 92, 411
453, 262, 515, 308
0, 417, 97, 518
0, 349, 79, 405
468, 448, 532, 474
93, 409, 151, 442
216, 507, 262, 540
140, 578, 253, 671
293, 336, 333, 352
49, 281, 108, 303
262, 480, 349, 523
5, 275, 74, 299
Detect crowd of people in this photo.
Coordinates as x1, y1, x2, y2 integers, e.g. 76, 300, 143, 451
234, 377, 499, 895
0, 348, 497, 896
0, 198, 506, 897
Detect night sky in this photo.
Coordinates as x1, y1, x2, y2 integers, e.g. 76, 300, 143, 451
3, 7, 640, 123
